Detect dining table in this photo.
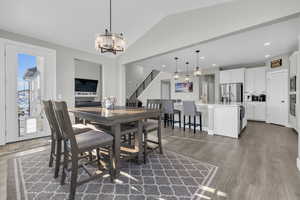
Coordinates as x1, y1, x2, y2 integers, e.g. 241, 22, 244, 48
69, 106, 161, 176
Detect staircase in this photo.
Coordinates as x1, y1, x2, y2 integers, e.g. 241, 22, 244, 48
128, 70, 160, 101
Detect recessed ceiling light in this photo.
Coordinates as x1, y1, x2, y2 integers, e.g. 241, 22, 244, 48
264, 42, 271, 47
200, 56, 205, 60
265, 54, 271, 58
212, 64, 217, 67
162, 64, 166, 68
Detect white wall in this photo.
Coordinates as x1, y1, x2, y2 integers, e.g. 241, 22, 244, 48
171, 76, 200, 102
0, 29, 119, 107
75, 59, 102, 101
138, 71, 172, 105
297, 35, 300, 171
117, 0, 300, 104
126, 64, 153, 98
119, 0, 300, 65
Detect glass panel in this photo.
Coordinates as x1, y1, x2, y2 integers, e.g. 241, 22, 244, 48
17, 53, 43, 136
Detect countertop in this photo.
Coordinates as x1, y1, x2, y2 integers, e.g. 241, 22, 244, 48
175, 102, 244, 108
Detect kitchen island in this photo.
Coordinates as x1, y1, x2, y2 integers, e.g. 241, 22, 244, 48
174, 102, 247, 139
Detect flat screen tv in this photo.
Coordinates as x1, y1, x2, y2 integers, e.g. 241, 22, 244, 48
75, 78, 98, 92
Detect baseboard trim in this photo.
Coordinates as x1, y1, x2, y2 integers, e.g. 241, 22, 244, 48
297, 157, 300, 171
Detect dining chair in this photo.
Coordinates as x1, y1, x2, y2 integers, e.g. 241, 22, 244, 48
143, 99, 163, 163
53, 101, 114, 200
182, 101, 202, 133
43, 100, 92, 178
163, 100, 181, 129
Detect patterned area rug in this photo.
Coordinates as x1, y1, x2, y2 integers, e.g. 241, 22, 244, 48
7, 147, 218, 200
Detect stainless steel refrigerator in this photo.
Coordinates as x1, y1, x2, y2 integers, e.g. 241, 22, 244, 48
220, 83, 243, 103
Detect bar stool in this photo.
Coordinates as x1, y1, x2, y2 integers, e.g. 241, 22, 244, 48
163, 100, 181, 129
182, 101, 202, 134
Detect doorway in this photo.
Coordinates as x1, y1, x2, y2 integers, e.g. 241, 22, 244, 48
266, 70, 289, 126
2, 40, 56, 144
161, 80, 171, 99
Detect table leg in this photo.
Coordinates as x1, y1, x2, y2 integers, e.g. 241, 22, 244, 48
135, 120, 143, 164
112, 123, 121, 176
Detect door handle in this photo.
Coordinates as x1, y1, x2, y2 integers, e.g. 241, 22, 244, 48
281, 100, 285, 103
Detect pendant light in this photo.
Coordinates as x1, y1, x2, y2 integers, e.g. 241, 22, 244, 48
95, 0, 125, 54
173, 57, 180, 80
184, 62, 190, 82
194, 50, 202, 76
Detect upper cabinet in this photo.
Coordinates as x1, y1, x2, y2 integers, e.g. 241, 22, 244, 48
245, 67, 266, 94
220, 68, 245, 84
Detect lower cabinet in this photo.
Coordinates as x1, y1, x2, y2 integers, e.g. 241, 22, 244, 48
245, 102, 266, 121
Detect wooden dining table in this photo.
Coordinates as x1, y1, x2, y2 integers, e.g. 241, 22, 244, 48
69, 106, 161, 176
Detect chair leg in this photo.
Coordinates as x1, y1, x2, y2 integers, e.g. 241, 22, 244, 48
193, 116, 196, 134
144, 131, 148, 164
61, 144, 68, 185
69, 154, 79, 200
88, 151, 93, 161
188, 116, 191, 129
54, 139, 62, 178
157, 119, 163, 154
49, 137, 55, 167
183, 116, 186, 131
96, 148, 102, 170
164, 114, 167, 128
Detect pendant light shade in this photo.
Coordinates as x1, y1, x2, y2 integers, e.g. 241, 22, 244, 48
194, 50, 202, 76
185, 62, 190, 82
173, 57, 180, 80
95, 0, 125, 54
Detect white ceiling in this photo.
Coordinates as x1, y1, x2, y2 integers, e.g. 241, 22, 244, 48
0, 0, 232, 55
128, 16, 300, 72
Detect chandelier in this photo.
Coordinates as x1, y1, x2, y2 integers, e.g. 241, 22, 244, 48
194, 50, 202, 76
95, 0, 125, 54
173, 57, 180, 80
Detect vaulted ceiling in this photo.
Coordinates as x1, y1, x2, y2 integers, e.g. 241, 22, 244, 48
0, 0, 232, 55
127, 16, 300, 71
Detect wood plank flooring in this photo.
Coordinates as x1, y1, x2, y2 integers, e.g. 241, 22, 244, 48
0, 121, 299, 200
161, 121, 300, 200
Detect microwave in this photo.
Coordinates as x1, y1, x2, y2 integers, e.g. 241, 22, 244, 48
290, 76, 296, 92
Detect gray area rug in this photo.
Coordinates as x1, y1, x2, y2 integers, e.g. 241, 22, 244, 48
7, 148, 218, 200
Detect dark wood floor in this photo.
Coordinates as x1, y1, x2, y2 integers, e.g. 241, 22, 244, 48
0, 121, 299, 200
161, 121, 300, 200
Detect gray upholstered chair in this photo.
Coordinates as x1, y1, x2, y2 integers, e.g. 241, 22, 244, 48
43, 100, 91, 178
182, 101, 202, 133
53, 101, 114, 200
162, 100, 181, 129
143, 99, 163, 163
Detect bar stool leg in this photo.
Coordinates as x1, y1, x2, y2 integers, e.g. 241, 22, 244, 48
194, 116, 196, 134
183, 116, 186, 131
172, 114, 175, 129
179, 112, 181, 128
200, 113, 202, 132
188, 116, 191, 129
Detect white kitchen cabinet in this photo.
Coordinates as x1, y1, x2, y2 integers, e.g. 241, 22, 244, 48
245, 102, 266, 121
254, 102, 266, 121
220, 68, 245, 84
219, 70, 231, 84
245, 102, 254, 119
245, 69, 254, 93
245, 67, 266, 94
